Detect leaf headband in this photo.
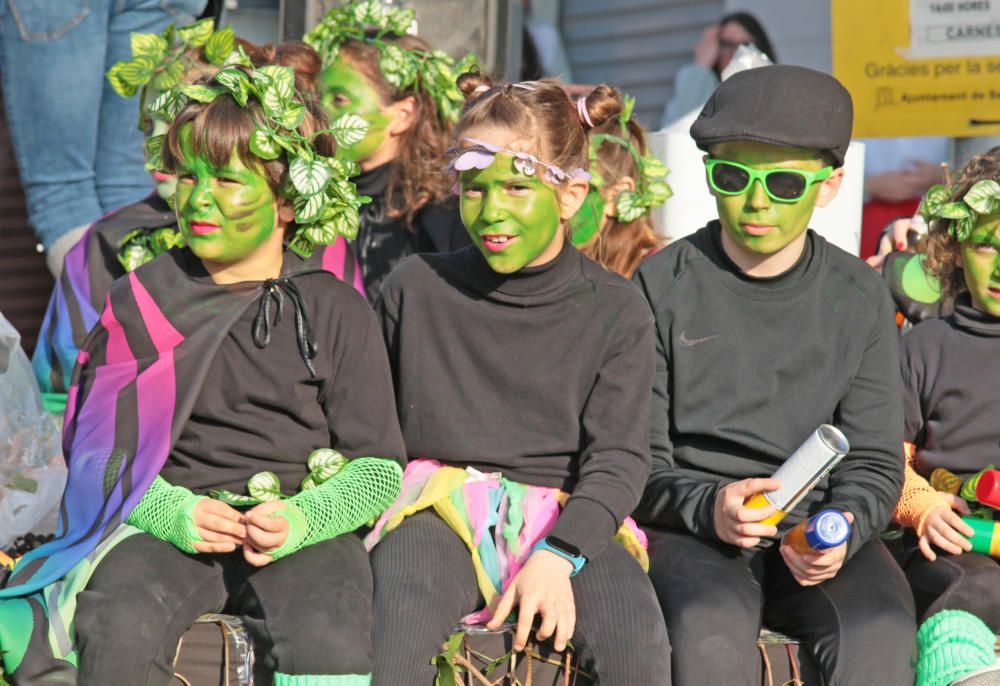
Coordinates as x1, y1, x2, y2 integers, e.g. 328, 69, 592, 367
448, 138, 591, 187
107, 18, 236, 130
919, 179, 1000, 241
584, 94, 672, 223
304, 0, 478, 125
146, 65, 371, 257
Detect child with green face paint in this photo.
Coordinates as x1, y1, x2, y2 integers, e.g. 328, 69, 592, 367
305, 2, 476, 300
633, 64, 917, 685
1, 64, 405, 686
32, 29, 365, 409
570, 85, 669, 278
367, 73, 670, 685
889, 148, 1000, 685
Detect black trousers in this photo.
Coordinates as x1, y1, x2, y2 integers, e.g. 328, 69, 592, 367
75, 532, 373, 686
645, 527, 917, 686
900, 534, 1000, 630
371, 511, 671, 685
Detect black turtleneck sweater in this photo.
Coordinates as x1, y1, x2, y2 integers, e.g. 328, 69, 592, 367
902, 293, 1000, 477
632, 222, 904, 559
353, 163, 470, 301
376, 243, 655, 561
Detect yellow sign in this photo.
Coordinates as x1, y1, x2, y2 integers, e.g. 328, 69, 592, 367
832, 0, 1000, 137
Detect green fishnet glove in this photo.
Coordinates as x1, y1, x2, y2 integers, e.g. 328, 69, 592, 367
125, 475, 206, 554
265, 457, 402, 561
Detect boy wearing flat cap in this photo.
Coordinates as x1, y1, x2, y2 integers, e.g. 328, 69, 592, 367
633, 65, 916, 684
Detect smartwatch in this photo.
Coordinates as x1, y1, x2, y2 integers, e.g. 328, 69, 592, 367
533, 536, 586, 576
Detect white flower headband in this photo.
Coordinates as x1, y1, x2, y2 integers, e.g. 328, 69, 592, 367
447, 137, 591, 187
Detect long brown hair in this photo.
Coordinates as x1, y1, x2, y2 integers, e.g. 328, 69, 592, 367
578, 85, 665, 278
924, 147, 1000, 296
338, 35, 452, 226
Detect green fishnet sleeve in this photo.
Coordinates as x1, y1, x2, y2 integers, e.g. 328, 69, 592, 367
125, 475, 206, 554
267, 457, 402, 561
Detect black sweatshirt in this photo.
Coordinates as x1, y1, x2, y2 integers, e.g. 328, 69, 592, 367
161, 250, 406, 495
376, 243, 655, 561
632, 222, 904, 558
902, 293, 1000, 477
352, 163, 470, 301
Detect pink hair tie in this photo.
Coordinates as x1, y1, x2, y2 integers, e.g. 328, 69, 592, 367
472, 84, 490, 96
577, 97, 594, 129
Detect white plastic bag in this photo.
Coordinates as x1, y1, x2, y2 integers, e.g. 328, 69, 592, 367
0, 313, 66, 550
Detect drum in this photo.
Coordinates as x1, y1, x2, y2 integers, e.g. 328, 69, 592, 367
171, 614, 254, 686
435, 623, 595, 686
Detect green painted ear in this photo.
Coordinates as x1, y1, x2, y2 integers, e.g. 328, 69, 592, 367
303, 0, 479, 125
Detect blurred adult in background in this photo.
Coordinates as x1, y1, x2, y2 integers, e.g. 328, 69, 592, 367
0, 0, 208, 277
859, 136, 949, 258
520, 0, 573, 81
660, 12, 776, 128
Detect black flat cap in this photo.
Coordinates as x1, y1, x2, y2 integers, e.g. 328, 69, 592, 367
690, 65, 853, 167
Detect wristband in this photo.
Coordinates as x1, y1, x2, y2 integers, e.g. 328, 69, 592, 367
533, 536, 586, 576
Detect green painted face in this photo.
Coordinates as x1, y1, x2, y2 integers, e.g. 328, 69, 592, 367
174, 124, 278, 266
960, 213, 1000, 317
460, 152, 564, 274
318, 58, 392, 162
710, 140, 826, 256
569, 188, 606, 247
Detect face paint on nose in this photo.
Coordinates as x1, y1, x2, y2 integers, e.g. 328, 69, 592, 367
174, 124, 278, 266
459, 152, 564, 274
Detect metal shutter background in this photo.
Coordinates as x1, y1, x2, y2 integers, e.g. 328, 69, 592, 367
0, 94, 52, 356
560, 0, 723, 130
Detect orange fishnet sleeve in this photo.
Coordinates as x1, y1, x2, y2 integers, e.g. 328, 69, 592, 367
892, 442, 950, 537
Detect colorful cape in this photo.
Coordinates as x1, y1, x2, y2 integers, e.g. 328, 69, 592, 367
0, 248, 329, 679
32, 195, 363, 404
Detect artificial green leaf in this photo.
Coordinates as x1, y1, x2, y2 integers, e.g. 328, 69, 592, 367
953, 215, 976, 241
162, 22, 176, 46
380, 44, 417, 89
287, 232, 316, 258
247, 471, 283, 502
642, 156, 668, 180
118, 56, 157, 86
119, 243, 153, 272
937, 202, 972, 219
300, 474, 318, 491
331, 205, 361, 239
620, 94, 636, 129
455, 53, 479, 76
178, 18, 214, 47
203, 26, 235, 65
290, 156, 332, 197
227, 44, 255, 68
963, 179, 1000, 214
308, 448, 348, 482
107, 62, 138, 97
153, 59, 185, 91
280, 101, 306, 130
151, 227, 184, 253
214, 67, 251, 106
294, 192, 329, 224
180, 84, 222, 103
615, 190, 644, 223
145, 134, 165, 161
257, 65, 295, 93
646, 180, 673, 204
249, 127, 282, 160
432, 631, 466, 686
387, 6, 416, 34
352, 0, 383, 25
131, 32, 167, 59
920, 183, 951, 220
209, 488, 261, 506
329, 112, 369, 148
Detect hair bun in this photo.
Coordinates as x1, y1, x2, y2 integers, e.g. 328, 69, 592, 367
457, 70, 494, 100
581, 84, 622, 129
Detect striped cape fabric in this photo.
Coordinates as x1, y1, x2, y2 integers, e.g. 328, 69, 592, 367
0, 248, 333, 679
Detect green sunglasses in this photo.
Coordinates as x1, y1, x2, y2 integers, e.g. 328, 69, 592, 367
705, 158, 833, 202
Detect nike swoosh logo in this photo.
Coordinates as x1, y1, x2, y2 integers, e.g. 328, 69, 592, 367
679, 330, 720, 347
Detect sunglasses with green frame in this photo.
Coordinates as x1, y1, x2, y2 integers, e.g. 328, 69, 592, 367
705, 158, 833, 203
